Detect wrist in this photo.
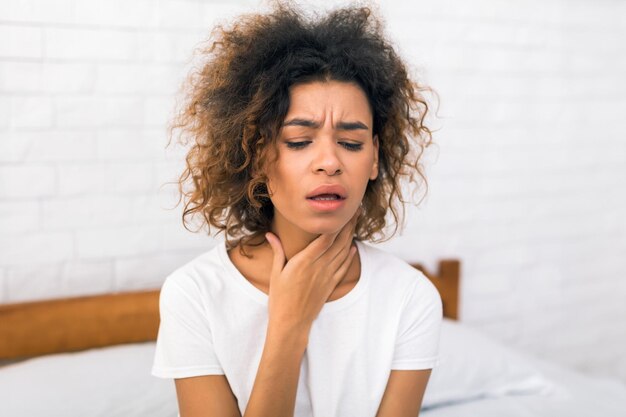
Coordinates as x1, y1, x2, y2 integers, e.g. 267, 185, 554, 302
267, 320, 310, 349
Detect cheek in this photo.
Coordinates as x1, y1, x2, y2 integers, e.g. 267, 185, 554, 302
359, 155, 375, 176
267, 177, 283, 199
265, 167, 290, 198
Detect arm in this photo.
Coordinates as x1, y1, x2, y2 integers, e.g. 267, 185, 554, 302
173, 322, 308, 417
175, 375, 241, 417
243, 322, 310, 417
242, 213, 359, 416
172, 212, 359, 417
375, 369, 432, 417
376, 271, 442, 416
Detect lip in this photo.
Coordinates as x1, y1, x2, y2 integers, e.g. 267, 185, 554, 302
306, 184, 348, 199
307, 197, 346, 212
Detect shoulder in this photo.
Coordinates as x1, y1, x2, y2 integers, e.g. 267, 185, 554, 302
359, 241, 430, 285
358, 241, 442, 308
159, 243, 227, 304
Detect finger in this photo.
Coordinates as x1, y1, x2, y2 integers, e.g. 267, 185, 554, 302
332, 244, 358, 284
330, 207, 360, 247
321, 216, 358, 265
350, 208, 360, 231
327, 236, 354, 273
300, 208, 361, 263
265, 232, 286, 277
291, 232, 334, 266
332, 210, 360, 260
341, 217, 358, 249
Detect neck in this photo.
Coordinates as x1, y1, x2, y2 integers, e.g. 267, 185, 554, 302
268, 215, 319, 261
232, 214, 360, 291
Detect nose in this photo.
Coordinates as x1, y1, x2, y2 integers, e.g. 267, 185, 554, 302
313, 139, 342, 176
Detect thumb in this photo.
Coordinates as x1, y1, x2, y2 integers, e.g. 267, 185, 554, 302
265, 232, 286, 275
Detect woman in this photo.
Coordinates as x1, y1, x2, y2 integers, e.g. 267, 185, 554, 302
152, 2, 442, 416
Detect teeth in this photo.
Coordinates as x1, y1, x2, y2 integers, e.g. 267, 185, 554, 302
312, 196, 339, 201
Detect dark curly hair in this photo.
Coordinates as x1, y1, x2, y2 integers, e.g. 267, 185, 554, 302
167, 1, 438, 257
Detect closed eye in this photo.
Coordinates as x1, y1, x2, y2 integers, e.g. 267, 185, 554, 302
342, 142, 363, 151
285, 141, 363, 152
285, 141, 310, 150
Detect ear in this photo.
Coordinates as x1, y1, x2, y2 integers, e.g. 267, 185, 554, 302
370, 134, 379, 181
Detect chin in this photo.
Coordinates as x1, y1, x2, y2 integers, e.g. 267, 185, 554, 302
308, 226, 341, 235
302, 218, 348, 235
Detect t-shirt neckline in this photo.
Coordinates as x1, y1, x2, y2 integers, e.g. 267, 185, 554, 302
217, 238, 369, 314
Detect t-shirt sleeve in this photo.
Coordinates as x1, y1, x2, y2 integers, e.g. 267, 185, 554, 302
151, 273, 225, 378
391, 273, 443, 370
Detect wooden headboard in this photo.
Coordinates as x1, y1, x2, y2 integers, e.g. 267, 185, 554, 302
0, 259, 460, 361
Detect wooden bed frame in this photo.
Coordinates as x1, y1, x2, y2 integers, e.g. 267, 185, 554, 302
0, 259, 460, 361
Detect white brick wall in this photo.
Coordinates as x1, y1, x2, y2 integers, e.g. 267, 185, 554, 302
375, 0, 626, 384
0, 0, 252, 305
1, 0, 625, 385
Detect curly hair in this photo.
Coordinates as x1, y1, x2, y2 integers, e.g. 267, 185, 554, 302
167, 0, 438, 258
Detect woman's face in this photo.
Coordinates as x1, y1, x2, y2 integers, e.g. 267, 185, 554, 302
265, 80, 379, 235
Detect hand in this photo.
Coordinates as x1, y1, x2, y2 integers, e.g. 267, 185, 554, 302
264, 209, 361, 332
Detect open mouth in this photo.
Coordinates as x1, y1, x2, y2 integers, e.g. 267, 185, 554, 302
307, 194, 345, 201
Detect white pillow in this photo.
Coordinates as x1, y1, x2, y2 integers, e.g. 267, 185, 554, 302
0, 321, 552, 415
422, 319, 554, 409
0, 342, 177, 417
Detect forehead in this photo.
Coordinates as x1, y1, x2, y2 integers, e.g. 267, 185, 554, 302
285, 80, 373, 121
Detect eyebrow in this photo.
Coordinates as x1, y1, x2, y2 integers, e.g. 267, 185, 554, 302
282, 118, 369, 131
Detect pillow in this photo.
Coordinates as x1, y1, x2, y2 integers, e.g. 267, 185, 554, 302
0, 321, 552, 415
0, 342, 177, 417
422, 319, 554, 409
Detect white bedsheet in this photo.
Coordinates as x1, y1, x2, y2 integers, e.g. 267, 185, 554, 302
0, 342, 178, 417
422, 354, 626, 417
1, 340, 625, 416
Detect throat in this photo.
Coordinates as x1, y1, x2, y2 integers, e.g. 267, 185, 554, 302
228, 239, 361, 302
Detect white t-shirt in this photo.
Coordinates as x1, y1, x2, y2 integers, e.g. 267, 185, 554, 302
152, 239, 442, 417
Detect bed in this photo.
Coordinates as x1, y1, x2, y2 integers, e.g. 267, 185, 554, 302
1, 255, 625, 417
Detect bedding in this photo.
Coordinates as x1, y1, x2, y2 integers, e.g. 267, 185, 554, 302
1, 320, 624, 417
422, 354, 626, 416
0, 342, 178, 417
421, 320, 626, 415
422, 319, 554, 408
